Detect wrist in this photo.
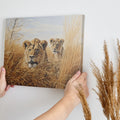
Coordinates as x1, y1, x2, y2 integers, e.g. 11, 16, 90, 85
56, 96, 76, 117
62, 95, 80, 108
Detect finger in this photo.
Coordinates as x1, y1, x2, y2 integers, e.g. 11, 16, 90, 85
81, 72, 87, 79
70, 71, 81, 82
77, 72, 87, 82
77, 84, 89, 97
5, 85, 10, 91
0, 67, 6, 80
83, 85, 89, 98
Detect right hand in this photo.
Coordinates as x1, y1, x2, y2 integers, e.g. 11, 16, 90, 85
64, 71, 89, 107
0, 67, 14, 97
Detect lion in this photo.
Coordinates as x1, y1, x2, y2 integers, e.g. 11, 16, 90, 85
49, 38, 64, 60
23, 38, 48, 68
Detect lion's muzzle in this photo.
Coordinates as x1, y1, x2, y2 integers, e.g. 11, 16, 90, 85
28, 60, 38, 68
28, 56, 38, 68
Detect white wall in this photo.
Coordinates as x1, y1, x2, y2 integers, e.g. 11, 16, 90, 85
0, 0, 120, 119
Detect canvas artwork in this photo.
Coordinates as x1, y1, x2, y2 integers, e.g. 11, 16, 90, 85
4, 15, 84, 88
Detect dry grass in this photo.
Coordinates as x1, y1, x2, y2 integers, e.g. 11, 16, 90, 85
91, 40, 120, 120
4, 16, 84, 89
4, 39, 58, 87
76, 85, 91, 120
57, 16, 84, 88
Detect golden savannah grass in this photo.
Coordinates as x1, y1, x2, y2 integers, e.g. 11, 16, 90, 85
4, 16, 84, 88
91, 40, 120, 120
57, 16, 84, 88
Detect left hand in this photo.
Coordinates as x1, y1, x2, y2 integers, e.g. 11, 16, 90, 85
64, 71, 89, 107
0, 67, 14, 97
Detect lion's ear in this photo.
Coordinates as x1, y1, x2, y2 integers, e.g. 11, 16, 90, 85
34, 38, 41, 43
60, 39, 64, 45
50, 38, 55, 44
41, 40, 48, 50
31, 38, 41, 44
23, 40, 31, 49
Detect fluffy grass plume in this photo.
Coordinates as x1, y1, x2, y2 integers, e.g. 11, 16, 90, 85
76, 85, 91, 120
57, 16, 84, 88
91, 40, 120, 120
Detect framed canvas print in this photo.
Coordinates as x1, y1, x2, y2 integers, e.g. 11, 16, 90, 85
4, 15, 84, 88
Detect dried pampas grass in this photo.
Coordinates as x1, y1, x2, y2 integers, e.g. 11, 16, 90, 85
76, 85, 91, 120
91, 40, 120, 120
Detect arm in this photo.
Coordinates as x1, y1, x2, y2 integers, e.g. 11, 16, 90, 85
35, 71, 89, 120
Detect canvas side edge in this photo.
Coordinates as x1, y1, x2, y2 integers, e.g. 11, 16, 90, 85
80, 15, 85, 72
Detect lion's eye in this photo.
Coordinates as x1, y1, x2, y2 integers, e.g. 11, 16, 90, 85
29, 49, 31, 51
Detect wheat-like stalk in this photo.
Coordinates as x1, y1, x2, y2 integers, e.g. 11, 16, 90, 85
91, 40, 120, 120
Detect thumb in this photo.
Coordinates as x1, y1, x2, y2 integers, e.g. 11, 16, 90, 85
0, 67, 6, 80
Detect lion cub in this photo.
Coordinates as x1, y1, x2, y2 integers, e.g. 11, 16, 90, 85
49, 38, 64, 60
23, 38, 48, 68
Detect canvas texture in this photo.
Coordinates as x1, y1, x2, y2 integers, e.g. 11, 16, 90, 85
4, 15, 84, 89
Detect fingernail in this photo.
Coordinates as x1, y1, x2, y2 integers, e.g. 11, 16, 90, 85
2, 67, 5, 72
76, 71, 80, 75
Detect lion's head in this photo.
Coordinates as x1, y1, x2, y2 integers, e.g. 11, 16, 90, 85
23, 38, 48, 68
49, 38, 64, 56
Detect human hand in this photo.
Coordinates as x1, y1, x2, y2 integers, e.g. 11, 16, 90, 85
0, 67, 14, 97
64, 71, 89, 107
